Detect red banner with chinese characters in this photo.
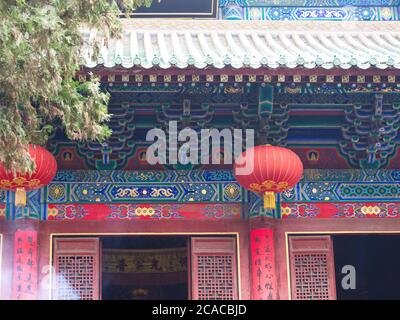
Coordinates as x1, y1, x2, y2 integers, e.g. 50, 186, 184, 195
250, 228, 277, 300
12, 230, 38, 300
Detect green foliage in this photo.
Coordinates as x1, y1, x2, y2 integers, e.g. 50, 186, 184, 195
0, 0, 151, 173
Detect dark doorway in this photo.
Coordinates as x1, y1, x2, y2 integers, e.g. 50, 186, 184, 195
101, 236, 189, 300
333, 234, 400, 300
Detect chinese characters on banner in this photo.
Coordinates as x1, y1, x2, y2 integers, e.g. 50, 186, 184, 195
250, 228, 277, 300
12, 230, 38, 300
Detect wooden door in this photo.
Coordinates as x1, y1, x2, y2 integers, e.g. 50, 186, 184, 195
53, 237, 100, 300
191, 237, 238, 300
289, 235, 336, 300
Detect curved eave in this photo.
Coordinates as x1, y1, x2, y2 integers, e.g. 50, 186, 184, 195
81, 20, 400, 71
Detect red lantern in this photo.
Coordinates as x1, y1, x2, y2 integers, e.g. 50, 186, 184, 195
234, 145, 303, 210
0, 145, 57, 207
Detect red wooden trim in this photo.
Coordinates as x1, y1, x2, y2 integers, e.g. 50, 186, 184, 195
281, 202, 400, 219
187, 237, 192, 300
99, 238, 103, 300
47, 203, 242, 221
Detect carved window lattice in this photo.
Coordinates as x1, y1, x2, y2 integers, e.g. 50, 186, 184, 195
196, 255, 234, 300
292, 253, 330, 300
55, 255, 95, 300
289, 236, 336, 300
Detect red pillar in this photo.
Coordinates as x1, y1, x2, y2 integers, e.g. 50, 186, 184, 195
12, 230, 38, 300
250, 228, 277, 300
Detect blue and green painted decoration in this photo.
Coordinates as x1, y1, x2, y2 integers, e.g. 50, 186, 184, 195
219, 0, 400, 20
2, 169, 400, 220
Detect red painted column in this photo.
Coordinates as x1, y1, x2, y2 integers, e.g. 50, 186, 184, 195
12, 230, 38, 300
250, 228, 277, 300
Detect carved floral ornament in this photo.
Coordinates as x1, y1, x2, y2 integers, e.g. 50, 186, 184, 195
249, 180, 290, 193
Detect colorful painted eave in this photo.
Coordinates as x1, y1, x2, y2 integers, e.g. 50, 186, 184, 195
81, 20, 400, 71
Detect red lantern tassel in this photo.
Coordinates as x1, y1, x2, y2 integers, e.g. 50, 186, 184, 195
263, 191, 276, 210
15, 188, 27, 207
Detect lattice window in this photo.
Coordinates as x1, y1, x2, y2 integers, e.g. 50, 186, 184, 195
196, 255, 234, 300
55, 255, 95, 300
53, 238, 99, 300
289, 236, 336, 300
191, 238, 238, 300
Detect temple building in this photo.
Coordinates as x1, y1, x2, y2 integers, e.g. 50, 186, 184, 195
1, 0, 400, 300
